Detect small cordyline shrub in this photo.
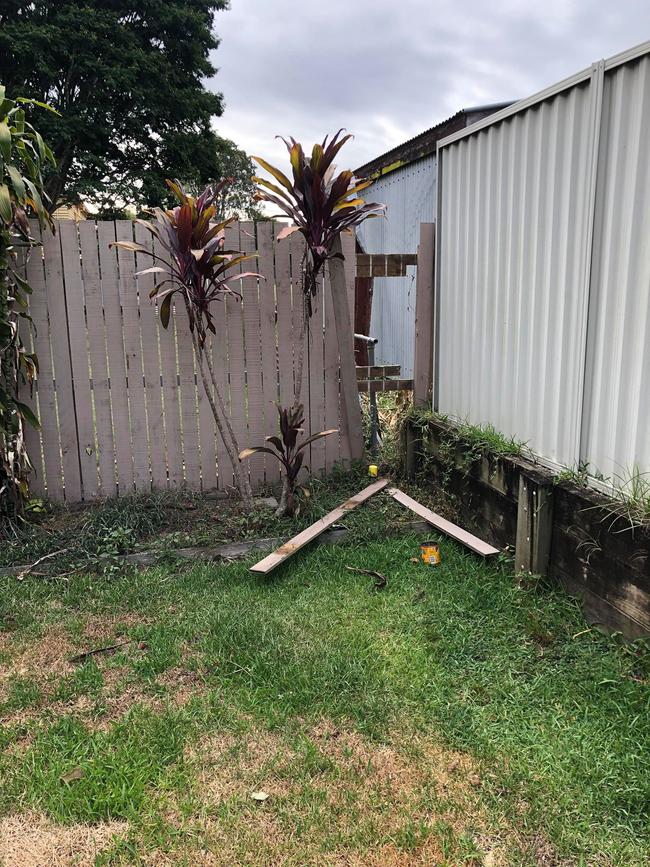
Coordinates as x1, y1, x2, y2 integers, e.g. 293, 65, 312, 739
111, 178, 261, 507
240, 404, 337, 517
253, 130, 385, 406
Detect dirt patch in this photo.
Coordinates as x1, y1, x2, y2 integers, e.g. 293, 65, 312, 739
0, 812, 127, 867
163, 720, 497, 866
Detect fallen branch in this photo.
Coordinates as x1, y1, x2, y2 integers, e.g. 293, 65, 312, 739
69, 639, 135, 664
345, 565, 388, 590
16, 548, 69, 581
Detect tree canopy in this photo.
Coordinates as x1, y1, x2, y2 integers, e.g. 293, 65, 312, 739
0, 0, 250, 215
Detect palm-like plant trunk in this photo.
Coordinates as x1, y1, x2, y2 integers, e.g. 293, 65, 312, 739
191, 332, 253, 508
276, 294, 309, 517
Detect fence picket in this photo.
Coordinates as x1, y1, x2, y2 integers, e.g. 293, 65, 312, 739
307, 274, 326, 473
256, 220, 281, 483
240, 220, 266, 485
275, 227, 294, 412
59, 220, 98, 500
323, 274, 341, 469
43, 223, 82, 501
115, 221, 150, 490
79, 221, 116, 497
134, 223, 167, 490
24, 226, 54, 497
223, 223, 248, 488
98, 222, 134, 495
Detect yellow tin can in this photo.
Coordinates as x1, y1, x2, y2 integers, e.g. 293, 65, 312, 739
368, 464, 378, 477
420, 541, 441, 566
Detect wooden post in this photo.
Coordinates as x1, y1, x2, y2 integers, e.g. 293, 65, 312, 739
329, 235, 365, 461
515, 469, 555, 577
413, 222, 436, 407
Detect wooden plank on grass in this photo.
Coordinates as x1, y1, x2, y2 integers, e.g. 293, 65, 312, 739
250, 478, 389, 573
387, 487, 499, 557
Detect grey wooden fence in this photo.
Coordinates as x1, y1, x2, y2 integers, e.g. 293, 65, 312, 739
21, 219, 357, 502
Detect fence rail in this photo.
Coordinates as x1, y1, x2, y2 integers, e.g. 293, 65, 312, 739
22, 219, 357, 502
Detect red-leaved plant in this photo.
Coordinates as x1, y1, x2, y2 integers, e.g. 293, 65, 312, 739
239, 404, 337, 517
253, 131, 385, 407
111, 179, 261, 506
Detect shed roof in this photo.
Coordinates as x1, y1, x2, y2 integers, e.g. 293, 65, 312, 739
356, 102, 513, 178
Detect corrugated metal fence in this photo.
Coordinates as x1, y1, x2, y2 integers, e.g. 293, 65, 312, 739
22, 220, 356, 502
436, 41, 650, 482
356, 156, 435, 376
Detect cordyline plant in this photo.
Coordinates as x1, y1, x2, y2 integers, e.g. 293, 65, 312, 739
0, 85, 56, 528
239, 403, 337, 517
253, 130, 385, 407
111, 179, 261, 507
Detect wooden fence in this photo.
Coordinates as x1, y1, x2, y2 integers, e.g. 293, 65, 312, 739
21, 219, 358, 502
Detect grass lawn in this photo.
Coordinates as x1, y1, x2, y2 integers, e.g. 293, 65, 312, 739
0, 474, 648, 865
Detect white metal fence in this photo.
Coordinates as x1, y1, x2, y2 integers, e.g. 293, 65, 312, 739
436, 40, 650, 482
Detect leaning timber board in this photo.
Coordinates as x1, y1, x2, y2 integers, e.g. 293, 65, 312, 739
250, 479, 389, 573
387, 487, 499, 557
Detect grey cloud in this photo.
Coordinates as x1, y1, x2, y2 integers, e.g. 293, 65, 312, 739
209, 0, 650, 169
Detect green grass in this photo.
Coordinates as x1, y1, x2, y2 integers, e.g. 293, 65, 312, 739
0, 484, 649, 864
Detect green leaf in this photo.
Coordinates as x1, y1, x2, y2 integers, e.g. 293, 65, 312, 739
6, 164, 26, 201
0, 121, 11, 162
0, 183, 12, 223
15, 401, 40, 430
23, 178, 45, 221
159, 293, 172, 328
12, 109, 25, 135
16, 97, 60, 115
252, 155, 294, 193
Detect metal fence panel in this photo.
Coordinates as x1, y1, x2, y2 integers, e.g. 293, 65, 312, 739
356, 155, 435, 376
437, 83, 595, 467
582, 55, 650, 482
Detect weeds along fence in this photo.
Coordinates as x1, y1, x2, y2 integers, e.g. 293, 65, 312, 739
21, 219, 357, 502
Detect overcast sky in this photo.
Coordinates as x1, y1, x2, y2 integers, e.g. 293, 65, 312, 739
209, 1, 650, 171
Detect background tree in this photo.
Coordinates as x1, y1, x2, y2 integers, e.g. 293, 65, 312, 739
0, 0, 229, 214
180, 136, 262, 221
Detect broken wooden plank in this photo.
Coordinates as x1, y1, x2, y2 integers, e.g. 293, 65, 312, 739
356, 253, 418, 277
357, 379, 414, 394
250, 479, 389, 573
387, 487, 499, 557
356, 365, 401, 380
